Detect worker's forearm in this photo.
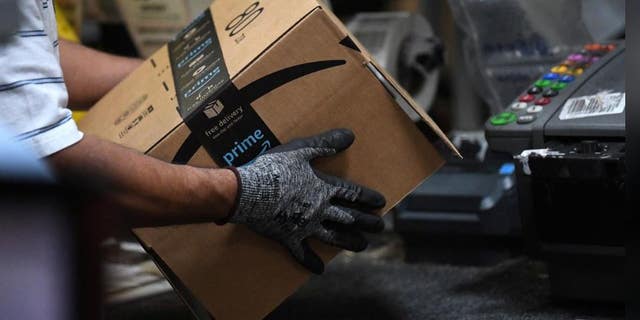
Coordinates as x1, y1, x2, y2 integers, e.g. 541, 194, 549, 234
47, 135, 237, 226
59, 40, 142, 108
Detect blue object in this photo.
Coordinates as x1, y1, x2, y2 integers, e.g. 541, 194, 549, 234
543, 73, 560, 81
499, 163, 515, 175
560, 75, 575, 83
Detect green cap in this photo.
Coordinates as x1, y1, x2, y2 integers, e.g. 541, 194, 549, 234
490, 112, 517, 126
551, 82, 568, 90
534, 79, 552, 88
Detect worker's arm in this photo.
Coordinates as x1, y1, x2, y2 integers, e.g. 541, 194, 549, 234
48, 135, 238, 226
59, 39, 142, 108
48, 129, 386, 274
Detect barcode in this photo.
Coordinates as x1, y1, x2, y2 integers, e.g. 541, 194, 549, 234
559, 93, 625, 120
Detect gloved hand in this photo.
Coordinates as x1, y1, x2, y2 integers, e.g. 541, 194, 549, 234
225, 129, 386, 274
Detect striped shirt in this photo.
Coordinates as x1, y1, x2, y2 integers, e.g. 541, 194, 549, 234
0, 0, 83, 157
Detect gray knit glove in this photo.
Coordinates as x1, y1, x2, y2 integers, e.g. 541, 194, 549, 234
227, 129, 386, 274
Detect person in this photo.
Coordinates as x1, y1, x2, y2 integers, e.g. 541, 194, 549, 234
0, 0, 385, 274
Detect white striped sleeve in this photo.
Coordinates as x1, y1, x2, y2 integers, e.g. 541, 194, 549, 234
0, 0, 83, 157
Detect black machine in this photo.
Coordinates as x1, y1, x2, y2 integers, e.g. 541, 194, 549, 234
485, 42, 626, 302
394, 134, 521, 237
393, 131, 522, 265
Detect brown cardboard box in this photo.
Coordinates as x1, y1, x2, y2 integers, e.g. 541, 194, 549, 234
79, 0, 457, 318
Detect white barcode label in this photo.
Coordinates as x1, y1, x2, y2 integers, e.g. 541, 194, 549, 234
559, 92, 625, 120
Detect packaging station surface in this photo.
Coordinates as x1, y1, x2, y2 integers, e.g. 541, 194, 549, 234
79, 0, 458, 318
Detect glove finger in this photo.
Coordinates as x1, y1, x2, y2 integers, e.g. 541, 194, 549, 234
334, 183, 386, 210
288, 240, 325, 275
323, 206, 355, 225
314, 227, 368, 252
349, 209, 385, 233
314, 170, 386, 209
266, 129, 355, 159
324, 206, 384, 233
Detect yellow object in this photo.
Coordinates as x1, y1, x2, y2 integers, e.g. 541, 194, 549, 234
55, 2, 80, 42
572, 68, 584, 76
72, 111, 87, 123
551, 65, 568, 74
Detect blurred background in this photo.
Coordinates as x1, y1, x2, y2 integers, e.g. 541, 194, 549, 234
1, 0, 627, 319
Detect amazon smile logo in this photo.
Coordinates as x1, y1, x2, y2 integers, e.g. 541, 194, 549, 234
172, 60, 346, 165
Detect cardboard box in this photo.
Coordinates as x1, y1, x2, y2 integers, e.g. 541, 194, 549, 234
79, 0, 458, 318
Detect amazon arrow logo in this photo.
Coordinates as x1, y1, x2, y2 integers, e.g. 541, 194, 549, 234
172, 60, 346, 165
